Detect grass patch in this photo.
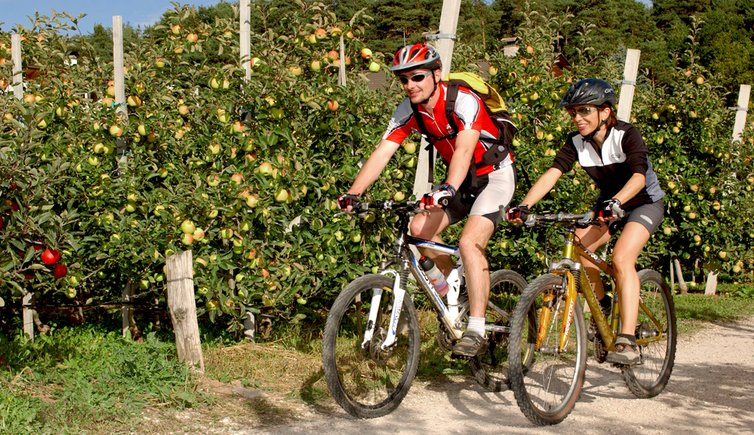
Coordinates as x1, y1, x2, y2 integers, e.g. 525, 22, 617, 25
0, 327, 207, 433
2, 289, 753, 432
674, 293, 754, 335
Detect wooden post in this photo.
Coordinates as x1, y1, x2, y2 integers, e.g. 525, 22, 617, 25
240, 0, 251, 82
704, 271, 718, 296
338, 35, 346, 86
617, 49, 640, 122
112, 16, 129, 163
22, 293, 33, 341
12, 34, 30, 339
673, 258, 688, 295
122, 281, 135, 338
166, 251, 205, 372
112, 17, 127, 120
412, 0, 462, 201
731, 84, 751, 143
11, 34, 23, 100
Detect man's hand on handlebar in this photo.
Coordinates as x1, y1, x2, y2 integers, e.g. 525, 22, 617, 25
337, 193, 360, 212
420, 183, 456, 210
506, 204, 530, 225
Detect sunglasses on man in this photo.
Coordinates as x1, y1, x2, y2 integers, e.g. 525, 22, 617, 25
398, 70, 433, 85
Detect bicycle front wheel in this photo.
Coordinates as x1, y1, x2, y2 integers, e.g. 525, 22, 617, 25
622, 269, 676, 398
322, 274, 421, 418
508, 273, 588, 426
469, 269, 528, 392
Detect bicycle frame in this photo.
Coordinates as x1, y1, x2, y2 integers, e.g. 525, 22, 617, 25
544, 223, 667, 353
354, 201, 473, 352
371, 232, 466, 350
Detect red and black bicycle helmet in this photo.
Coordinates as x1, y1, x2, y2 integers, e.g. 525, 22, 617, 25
390, 43, 442, 73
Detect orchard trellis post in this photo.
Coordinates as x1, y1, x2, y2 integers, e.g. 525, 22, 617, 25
412, 0, 461, 201
338, 35, 347, 86
11, 34, 23, 99
112, 17, 127, 122
238, 0, 256, 339
112, 16, 135, 337
240, 0, 251, 81
166, 251, 205, 372
617, 49, 640, 122
12, 33, 35, 341
731, 84, 751, 143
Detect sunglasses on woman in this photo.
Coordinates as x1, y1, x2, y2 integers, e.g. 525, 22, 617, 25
567, 106, 597, 118
398, 70, 433, 85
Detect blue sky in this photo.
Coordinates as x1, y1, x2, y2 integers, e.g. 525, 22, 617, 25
1, 0, 654, 34
0, 1, 225, 34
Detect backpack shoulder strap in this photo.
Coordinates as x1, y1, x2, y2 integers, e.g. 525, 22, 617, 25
410, 103, 431, 140
444, 80, 462, 136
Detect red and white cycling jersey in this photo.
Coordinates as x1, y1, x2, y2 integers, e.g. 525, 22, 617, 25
382, 82, 513, 176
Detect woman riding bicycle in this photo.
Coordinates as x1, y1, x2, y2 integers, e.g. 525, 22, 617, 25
507, 78, 665, 365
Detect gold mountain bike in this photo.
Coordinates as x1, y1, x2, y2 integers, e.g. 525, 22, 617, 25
507, 211, 677, 425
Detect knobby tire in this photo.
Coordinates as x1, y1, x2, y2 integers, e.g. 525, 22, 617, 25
508, 273, 588, 426
322, 274, 421, 418
621, 269, 677, 397
469, 269, 529, 392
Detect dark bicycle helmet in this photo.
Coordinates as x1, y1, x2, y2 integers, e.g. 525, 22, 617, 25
390, 43, 442, 73
560, 78, 617, 108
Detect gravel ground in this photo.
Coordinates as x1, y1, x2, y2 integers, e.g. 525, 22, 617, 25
257, 316, 754, 434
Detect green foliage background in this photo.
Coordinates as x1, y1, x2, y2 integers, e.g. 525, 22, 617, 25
1, 1, 752, 336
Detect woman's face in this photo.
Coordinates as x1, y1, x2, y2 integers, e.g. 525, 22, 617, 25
567, 105, 608, 136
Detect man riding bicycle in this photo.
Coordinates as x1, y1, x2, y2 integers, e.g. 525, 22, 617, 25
338, 42, 516, 357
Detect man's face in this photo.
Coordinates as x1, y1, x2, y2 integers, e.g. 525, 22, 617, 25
398, 69, 437, 104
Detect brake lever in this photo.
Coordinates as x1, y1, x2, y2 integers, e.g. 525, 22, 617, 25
577, 211, 595, 227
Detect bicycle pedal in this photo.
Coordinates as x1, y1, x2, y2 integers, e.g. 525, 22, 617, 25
449, 352, 473, 361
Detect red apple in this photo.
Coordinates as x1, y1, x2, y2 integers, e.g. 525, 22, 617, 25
53, 263, 68, 279
41, 248, 62, 265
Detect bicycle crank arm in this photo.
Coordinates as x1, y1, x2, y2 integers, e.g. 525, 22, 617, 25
485, 324, 510, 334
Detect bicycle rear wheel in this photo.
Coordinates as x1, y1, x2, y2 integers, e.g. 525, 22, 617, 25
621, 269, 676, 398
508, 273, 588, 426
322, 274, 421, 418
469, 269, 529, 392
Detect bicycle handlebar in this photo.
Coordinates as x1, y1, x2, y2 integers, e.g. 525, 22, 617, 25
523, 211, 599, 228
347, 200, 422, 215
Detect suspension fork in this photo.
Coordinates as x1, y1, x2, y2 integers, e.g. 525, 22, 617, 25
537, 231, 580, 351
366, 259, 411, 351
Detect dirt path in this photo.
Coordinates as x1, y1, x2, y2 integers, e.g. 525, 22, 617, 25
256, 317, 754, 434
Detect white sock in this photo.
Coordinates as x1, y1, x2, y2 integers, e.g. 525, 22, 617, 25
467, 316, 486, 336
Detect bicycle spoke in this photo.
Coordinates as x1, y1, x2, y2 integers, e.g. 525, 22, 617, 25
621, 270, 676, 398
323, 274, 421, 418
468, 270, 528, 392
508, 274, 587, 426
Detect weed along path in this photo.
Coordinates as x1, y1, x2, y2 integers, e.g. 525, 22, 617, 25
248, 317, 754, 434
